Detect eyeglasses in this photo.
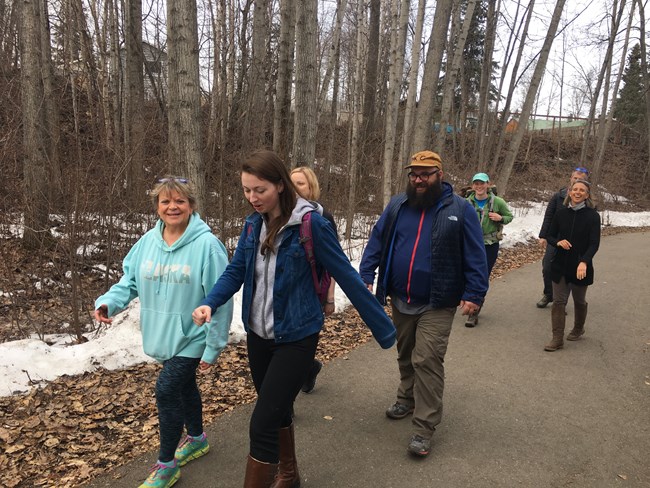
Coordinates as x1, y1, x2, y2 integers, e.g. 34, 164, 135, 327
157, 177, 189, 184
407, 169, 439, 182
574, 167, 589, 175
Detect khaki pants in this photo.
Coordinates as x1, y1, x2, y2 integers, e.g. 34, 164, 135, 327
391, 304, 456, 438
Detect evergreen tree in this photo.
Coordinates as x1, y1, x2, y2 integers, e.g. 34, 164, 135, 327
614, 43, 646, 129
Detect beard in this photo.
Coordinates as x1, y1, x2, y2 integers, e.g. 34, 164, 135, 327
406, 178, 443, 209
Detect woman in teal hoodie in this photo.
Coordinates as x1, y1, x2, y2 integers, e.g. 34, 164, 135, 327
464, 172, 513, 327
94, 178, 233, 488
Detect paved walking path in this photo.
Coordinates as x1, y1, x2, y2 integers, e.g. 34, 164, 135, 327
87, 232, 650, 487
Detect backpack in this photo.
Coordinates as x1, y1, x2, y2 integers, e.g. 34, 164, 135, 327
299, 212, 332, 306
245, 212, 332, 305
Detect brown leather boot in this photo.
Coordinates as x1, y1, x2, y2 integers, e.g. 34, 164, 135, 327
544, 303, 566, 351
243, 455, 277, 488
567, 302, 588, 341
270, 424, 300, 488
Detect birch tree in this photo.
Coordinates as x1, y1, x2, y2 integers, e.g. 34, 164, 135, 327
592, 0, 636, 184
433, 0, 478, 154
496, 0, 566, 196
382, 0, 410, 204
398, 0, 427, 167
579, 0, 627, 164
412, 0, 454, 153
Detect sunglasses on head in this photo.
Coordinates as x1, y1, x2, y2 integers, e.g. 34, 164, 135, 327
157, 177, 189, 184
574, 167, 589, 174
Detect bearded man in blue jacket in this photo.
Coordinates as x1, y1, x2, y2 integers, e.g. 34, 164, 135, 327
360, 150, 488, 458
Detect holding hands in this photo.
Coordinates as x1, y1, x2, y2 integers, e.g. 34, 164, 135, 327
192, 305, 212, 326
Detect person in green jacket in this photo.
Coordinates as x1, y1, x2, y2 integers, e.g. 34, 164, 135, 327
94, 177, 233, 488
464, 172, 513, 327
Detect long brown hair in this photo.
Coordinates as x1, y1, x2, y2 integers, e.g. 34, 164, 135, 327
242, 149, 297, 255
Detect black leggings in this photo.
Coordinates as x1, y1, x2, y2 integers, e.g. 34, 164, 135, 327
246, 331, 319, 463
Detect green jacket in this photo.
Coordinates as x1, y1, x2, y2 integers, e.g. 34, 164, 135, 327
466, 191, 513, 245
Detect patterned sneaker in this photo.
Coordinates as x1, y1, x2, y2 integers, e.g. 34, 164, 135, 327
407, 434, 432, 458
138, 461, 180, 488
175, 433, 210, 466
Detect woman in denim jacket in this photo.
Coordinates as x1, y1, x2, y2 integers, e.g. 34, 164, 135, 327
192, 149, 395, 488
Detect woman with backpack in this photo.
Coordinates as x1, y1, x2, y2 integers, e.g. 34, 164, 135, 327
290, 166, 337, 393
192, 149, 395, 488
464, 172, 513, 327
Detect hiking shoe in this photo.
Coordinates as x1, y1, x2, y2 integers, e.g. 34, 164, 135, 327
385, 402, 414, 419
407, 434, 432, 457
301, 359, 323, 393
465, 312, 478, 328
536, 295, 552, 308
175, 433, 209, 466
139, 461, 180, 488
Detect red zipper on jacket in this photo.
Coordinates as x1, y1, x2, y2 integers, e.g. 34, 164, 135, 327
406, 209, 426, 303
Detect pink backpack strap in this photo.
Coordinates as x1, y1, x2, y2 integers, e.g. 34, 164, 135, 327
299, 212, 321, 294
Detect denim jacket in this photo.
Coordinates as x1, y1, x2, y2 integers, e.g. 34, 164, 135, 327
201, 199, 395, 349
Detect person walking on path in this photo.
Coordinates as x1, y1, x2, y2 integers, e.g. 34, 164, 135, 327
543, 179, 600, 352
359, 150, 488, 458
94, 178, 233, 488
537, 166, 590, 308
464, 172, 513, 327
290, 166, 336, 393
192, 150, 395, 488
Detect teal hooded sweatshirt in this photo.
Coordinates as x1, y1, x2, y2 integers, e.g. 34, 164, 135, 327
95, 212, 233, 364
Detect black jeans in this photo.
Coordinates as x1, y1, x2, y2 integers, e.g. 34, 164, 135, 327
155, 356, 202, 462
485, 242, 500, 277
542, 244, 556, 298
247, 331, 319, 463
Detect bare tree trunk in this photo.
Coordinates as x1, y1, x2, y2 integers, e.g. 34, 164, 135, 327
579, 0, 626, 164
412, 0, 453, 153
317, 0, 347, 117
489, 0, 535, 174
398, 0, 426, 170
593, 0, 636, 184
475, 0, 498, 167
245, 0, 270, 148
273, 0, 296, 160
346, 0, 367, 241
382, 0, 410, 205
292, 0, 318, 167
124, 0, 144, 197
361, 0, 380, 146
19, 0, 50, 249
38, 0, 61, 196
167, 0, 205, 210
433, 0, 477, 154
496, 0, 566, 196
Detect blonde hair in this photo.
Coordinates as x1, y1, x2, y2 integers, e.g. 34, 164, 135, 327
290, 166, 321, 200
563, 180, 595, 208
150, 177, 197, 209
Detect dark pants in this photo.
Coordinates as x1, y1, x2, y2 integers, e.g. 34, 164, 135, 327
485, 242, 500, 277
247, 331, 319, 463
542, 244, 555, 298
156, 356, 202, 462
